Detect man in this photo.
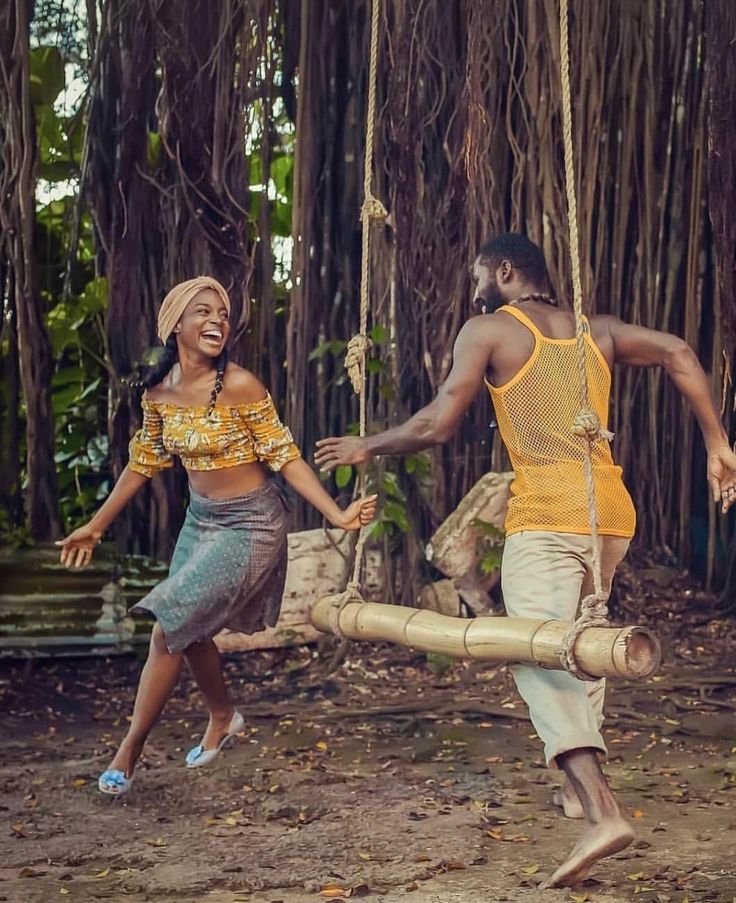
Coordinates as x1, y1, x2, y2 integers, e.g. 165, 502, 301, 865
315, 233, 736, 888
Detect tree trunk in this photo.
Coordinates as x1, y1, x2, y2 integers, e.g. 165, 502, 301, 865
84, 0, 182, 558
0, 0, 62, 540
705, 0, 736, 601
0, 266, 22, 525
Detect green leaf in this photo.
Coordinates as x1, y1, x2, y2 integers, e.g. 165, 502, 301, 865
335, 465, 353, 489
480, 550, 503, 575
248, 154, 263, 187
147, 131, 162, 169
270, 154, 293, 198
366, 357, 386, 375
77, 277, 108, 316
271, 199, 292, 237
381, 471, 406, 500
383, 499, 410, 532
471, 518, 505, 541
36, 104, 67, 163
404, 452, 432, 480
29, 46, 65, 107
37, 197, 73, 233
366, 520, 388, 540
369, 324, 387, 344
309, 339, 346, 362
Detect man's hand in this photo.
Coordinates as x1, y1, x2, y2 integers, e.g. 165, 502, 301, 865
314, 436, 370, 472
707, 445, 736, 513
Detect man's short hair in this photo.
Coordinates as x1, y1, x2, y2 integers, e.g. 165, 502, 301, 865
477, 233, 551, 289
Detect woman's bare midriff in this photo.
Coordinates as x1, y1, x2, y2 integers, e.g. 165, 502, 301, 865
186, 460, 269, 498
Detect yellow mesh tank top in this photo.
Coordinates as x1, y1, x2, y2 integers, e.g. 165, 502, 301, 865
486, 305, 636, 538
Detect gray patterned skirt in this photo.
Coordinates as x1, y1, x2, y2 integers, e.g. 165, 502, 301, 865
131, 481, 289, 653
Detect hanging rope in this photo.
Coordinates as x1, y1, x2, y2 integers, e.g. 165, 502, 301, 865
327, 0, 386, 636
557, 0, 612, 679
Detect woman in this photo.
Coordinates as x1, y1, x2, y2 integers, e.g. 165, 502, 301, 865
56, 276, 377, 796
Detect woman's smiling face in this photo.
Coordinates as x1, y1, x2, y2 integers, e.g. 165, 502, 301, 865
175, 289, 230, 358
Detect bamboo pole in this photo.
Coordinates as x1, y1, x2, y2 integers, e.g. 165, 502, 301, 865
311, 597, 660, 680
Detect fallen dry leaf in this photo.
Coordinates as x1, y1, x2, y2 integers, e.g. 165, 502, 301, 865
319, 885, 347, 898
144, 836, 167, 847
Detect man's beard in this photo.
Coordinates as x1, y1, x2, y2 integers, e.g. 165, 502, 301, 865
476, 279, 505, 314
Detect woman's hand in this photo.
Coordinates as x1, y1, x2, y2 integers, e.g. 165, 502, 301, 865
331, 494, 378, 531
55, 523, 102, 568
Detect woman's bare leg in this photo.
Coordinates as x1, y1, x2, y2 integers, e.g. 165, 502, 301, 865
184, 639, 236, 749
108, 623, 183, 777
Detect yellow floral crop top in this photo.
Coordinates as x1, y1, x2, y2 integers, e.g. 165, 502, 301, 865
128, 392, 301, 477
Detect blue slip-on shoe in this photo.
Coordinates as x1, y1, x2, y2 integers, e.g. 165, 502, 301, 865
98, 768, 134, 796
185, 710, 245, 769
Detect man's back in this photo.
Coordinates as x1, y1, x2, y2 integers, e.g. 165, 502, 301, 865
484, 302, 616, 389
484, 303, 636, 538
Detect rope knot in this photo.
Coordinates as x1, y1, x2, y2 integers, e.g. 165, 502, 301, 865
344, 333, 373, 394
571, 409, 614, 443
560, 590, 610, 680
361, 194, 388, 224
327, 583, 364, 637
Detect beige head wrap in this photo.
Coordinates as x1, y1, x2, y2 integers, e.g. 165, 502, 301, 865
157, 276, 231, 344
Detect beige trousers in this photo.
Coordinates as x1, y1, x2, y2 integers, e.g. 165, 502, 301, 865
501, 530, 630, 767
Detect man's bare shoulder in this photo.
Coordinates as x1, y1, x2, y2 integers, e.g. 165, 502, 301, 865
588, 313, 622, 341
457, 313, 511, 343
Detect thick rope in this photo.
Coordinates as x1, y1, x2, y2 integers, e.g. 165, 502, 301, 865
558, 0, 611, 680
328, 0, 385, 637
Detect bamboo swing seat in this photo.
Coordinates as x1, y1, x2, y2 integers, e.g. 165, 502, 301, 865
310, 0, 661, 684
311, 597, 660, 680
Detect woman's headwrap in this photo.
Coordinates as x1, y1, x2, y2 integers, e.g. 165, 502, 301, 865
157, 276, 231, 344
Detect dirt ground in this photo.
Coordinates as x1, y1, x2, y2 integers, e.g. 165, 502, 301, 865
2, 566, 736, 903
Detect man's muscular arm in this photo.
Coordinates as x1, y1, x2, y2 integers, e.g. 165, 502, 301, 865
314, 317, 493, 470
606, 317, 736, 511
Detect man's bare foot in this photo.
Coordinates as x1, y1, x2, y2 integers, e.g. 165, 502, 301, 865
540, 814, 634, 888
200, 707, 237, 750
552, 782, 585, 819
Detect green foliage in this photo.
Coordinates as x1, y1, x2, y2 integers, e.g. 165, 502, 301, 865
29, 46, 65, 106
248, 151, 294, 239
471, 518, 505, 575
30, 46, 84, 184
0, 508, 34, 549
309, 338, 347, 362
367, 467, 411, 539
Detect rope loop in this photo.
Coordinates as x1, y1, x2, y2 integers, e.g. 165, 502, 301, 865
326, 581, 365, 637
560, 591, 610, 680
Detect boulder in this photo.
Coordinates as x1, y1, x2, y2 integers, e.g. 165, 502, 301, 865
215, 528, 384, 652
424, 471, 513, 615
